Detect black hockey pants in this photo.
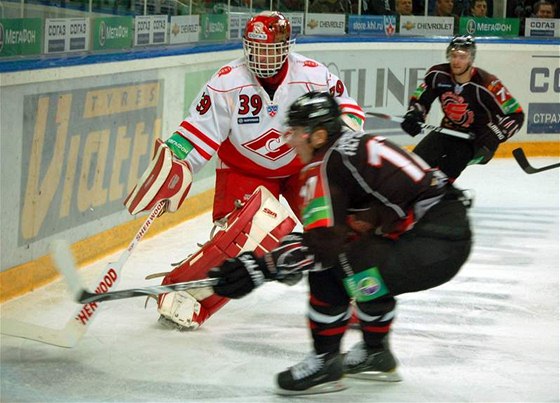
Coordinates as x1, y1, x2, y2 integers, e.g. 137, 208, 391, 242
308, 197, 472, 354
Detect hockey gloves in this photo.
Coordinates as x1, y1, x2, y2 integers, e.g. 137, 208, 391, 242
210, 252, 266, 299
401, 105, 425, 137
209, 233, 309, 299
471, 122, 505, 165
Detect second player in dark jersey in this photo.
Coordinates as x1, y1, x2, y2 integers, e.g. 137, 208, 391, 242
401, 35, 524, 181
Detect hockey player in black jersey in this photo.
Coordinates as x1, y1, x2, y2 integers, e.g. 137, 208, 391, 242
208, 91, 472, 396
401, 35, 525, 181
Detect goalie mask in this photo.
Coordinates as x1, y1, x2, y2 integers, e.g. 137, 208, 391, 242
243, 11, 295, 78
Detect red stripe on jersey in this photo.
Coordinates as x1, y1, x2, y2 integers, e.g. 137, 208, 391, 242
207, 83, 256, 93
340, 103, 365, 119
286, 80, 327, 86
179, 121, 219, 160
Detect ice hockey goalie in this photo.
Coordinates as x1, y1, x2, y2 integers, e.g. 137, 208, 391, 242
157, 186, 299, 329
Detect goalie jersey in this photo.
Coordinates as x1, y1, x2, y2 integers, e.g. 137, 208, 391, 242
173, 52, 364, 178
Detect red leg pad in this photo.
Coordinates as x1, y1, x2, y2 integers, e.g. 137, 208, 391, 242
158, 186, 298, 327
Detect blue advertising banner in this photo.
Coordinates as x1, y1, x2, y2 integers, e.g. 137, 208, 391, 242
527, 103, 560, 134
348, 15, 397, 36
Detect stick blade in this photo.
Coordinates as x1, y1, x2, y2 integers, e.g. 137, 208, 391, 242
512, 148, 560, 174
0, 318, 80, 348
512, 148, 533, 172
50, 240, 86, 302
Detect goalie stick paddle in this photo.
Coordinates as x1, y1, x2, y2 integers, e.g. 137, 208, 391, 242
366, 112, 473, 140
0, 201, 165, 348
52, 239, 218, 304
512, 148, 560, 174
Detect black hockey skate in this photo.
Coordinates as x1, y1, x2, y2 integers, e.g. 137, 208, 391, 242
276, 352, 346, 396
343, 340, 402, 382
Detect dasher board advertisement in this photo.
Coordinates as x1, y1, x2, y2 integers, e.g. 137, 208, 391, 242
44, 18, 90, 54
134, 15, 168, 46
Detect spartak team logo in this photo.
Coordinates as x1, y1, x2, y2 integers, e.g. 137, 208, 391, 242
247, 22, 267, 40
218, 66, 232, 76
242, 129, 292, 161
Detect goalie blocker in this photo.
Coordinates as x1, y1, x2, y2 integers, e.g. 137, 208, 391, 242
157, 186, 299, 329
124, 139, 193, 215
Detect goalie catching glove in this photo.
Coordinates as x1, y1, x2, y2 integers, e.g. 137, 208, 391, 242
209, 233, 310, 299
124, 138, 193, 215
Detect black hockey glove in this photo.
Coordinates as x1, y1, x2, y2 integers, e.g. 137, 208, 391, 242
471, 123, 504, 165
209, 252, 266, 299
401, 105, 425, 137
262, 233, 308, 286
209, 233, 309, 299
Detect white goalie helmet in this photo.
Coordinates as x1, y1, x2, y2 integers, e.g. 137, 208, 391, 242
243, 11, 295, 78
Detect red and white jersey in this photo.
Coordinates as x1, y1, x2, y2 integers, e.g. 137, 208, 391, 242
174, 52, 364, 179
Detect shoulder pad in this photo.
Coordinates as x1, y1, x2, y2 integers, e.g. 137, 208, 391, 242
206, 58, 254, 91
290, 53, 327, 73
472, 67, 498, 86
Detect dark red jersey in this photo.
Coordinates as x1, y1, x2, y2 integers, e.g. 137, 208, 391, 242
410, 63, 524, 141
300, 131, 448, 268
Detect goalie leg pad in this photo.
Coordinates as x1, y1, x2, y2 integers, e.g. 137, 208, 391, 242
157, 186, 299, 329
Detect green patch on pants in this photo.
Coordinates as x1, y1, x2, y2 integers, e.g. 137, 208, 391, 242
342, 267, 389, 302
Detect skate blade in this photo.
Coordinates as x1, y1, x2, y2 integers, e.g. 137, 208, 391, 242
275, 380, 347, 396
346, 369, 402, 382
158, 315, 179, 330
157, 315, 196, 331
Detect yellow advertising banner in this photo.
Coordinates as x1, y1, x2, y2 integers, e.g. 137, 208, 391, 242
19, 81, 163, 243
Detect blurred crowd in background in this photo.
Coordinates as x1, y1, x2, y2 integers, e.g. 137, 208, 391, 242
308, 0, 558, 19
3, 0, 557, 30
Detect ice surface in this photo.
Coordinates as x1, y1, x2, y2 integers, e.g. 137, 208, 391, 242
1, 158, 559, 402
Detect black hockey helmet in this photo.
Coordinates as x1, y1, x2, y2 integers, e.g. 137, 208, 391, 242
446, 35, 476, 60
286, 91, 342, 136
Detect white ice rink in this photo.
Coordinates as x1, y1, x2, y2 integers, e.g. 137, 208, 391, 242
1, 158, 559, 402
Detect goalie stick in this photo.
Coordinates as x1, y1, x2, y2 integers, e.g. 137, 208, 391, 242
366, 112, 473, 140
512, 148, 560, 174
0, 201, 165, 348
51, 239, 219, 304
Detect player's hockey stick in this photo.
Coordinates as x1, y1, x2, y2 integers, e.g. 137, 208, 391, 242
512, 148, 560, 174
51, 239, 218, 304
366, 112, 473, 140
0, 201, 165, 348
